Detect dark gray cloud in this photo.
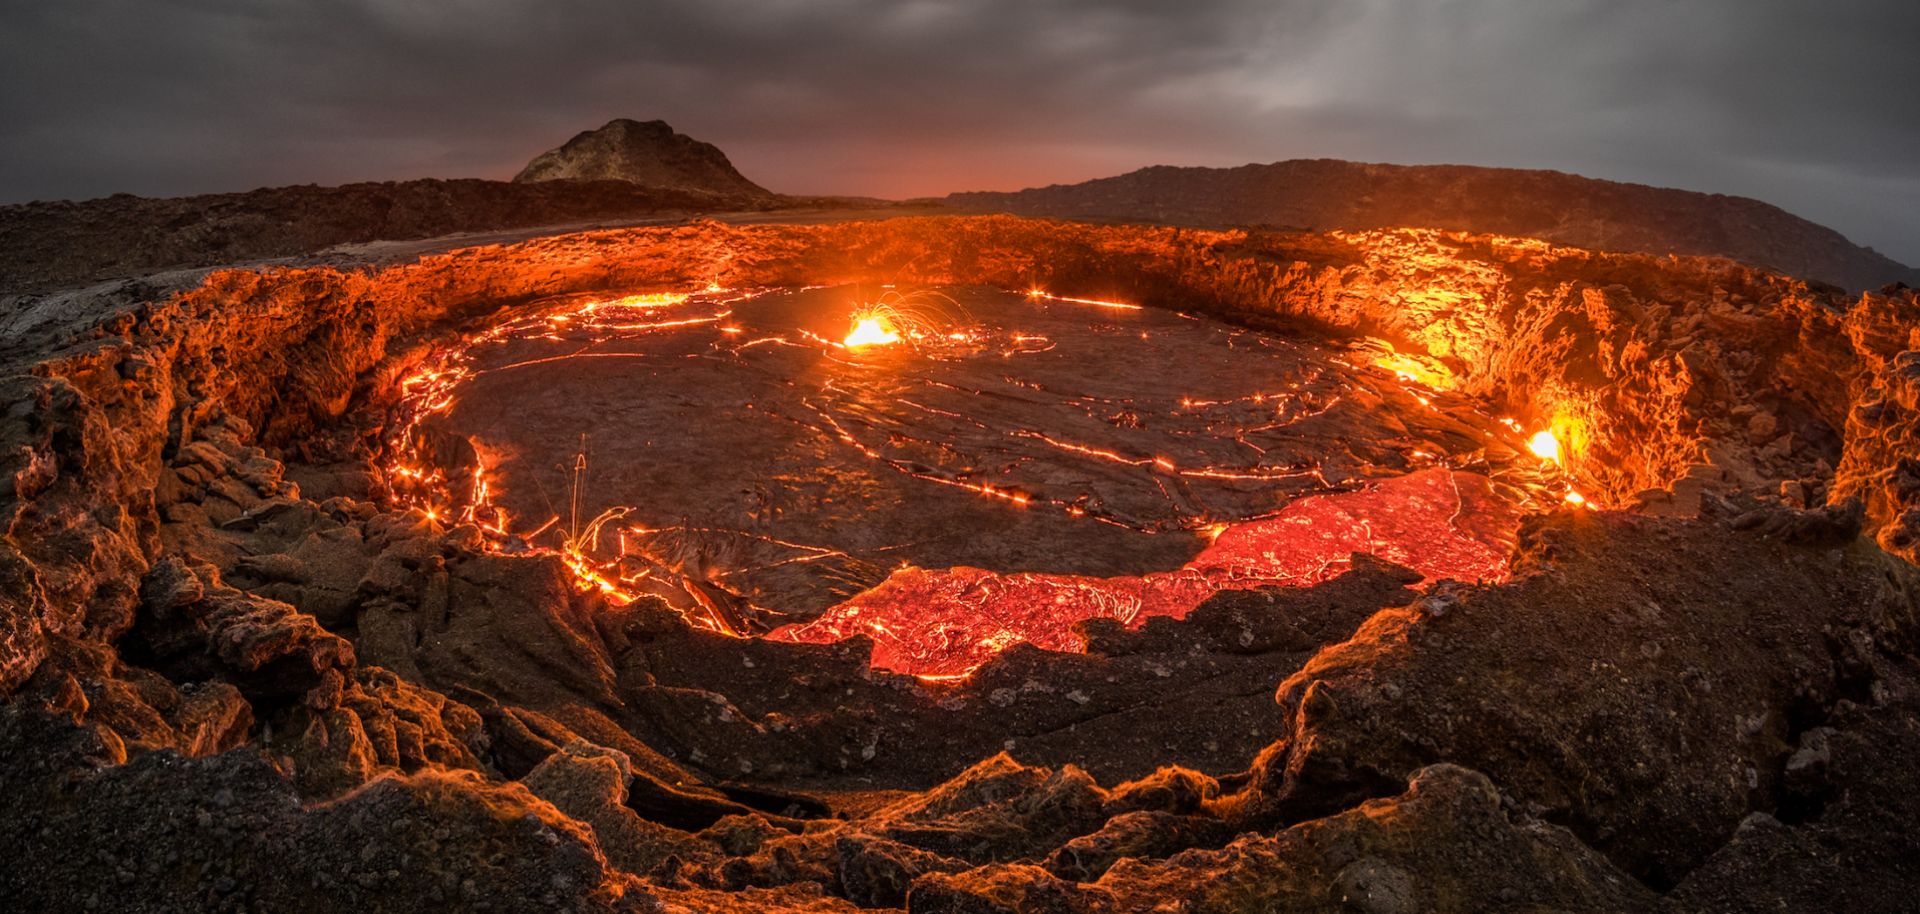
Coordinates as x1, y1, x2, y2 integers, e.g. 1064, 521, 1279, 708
2, 0, 1915, 262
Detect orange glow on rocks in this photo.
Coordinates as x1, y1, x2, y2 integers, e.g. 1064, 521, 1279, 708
1369, 342, 1453, 390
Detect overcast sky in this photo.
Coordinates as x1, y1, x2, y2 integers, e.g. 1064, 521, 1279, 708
2, 0, 1915, 262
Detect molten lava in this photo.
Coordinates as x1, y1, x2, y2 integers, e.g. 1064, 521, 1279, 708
383, 284, 1582, 679
1528, 429, 1562, 465
844, 313, 901, 348
769, 468, 1517, 677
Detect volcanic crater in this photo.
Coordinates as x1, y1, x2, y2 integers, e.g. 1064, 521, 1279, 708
7, 214, 1920, 912
392, 282, 1550, 677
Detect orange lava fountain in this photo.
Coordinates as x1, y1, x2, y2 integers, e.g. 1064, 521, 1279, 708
844, 315, 901, 348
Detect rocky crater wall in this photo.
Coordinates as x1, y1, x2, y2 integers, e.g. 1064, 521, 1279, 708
8, 216, 1916, 674
6, 215, 1920, 912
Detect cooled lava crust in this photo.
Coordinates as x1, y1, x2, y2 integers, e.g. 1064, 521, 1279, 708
5, 215, 1920, 912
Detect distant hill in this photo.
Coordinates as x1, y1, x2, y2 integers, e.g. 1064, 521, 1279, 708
947, 160, 1917, 292
0, 179, 787, 294
0, 119, 809, 294
514, 119, 769, 197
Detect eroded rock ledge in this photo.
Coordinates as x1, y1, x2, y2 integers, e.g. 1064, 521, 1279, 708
4, 216, 1920, 912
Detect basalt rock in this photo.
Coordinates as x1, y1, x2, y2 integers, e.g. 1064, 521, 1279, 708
0, 707, 623, 914
1245, 505, 1920, 886
1087, 764, 1655, 914
522, 738, 726, 876
1664, 663, 1920, 912
13, 634, 252, 764
0, 541, 50, 693
273, 666, 491, 797
905, 764, 1655, 914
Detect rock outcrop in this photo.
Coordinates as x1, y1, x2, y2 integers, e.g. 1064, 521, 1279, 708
947, 160, 1919, 292
514, 119, 770, 197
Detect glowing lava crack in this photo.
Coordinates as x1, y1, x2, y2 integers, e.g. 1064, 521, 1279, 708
770, 467, 1519, 677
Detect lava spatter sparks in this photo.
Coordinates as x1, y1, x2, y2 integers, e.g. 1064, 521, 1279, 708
837, 290, 965, 351
1025, 288, 1144, 311
386, 284, 1573, 676
844, 314, 901, 348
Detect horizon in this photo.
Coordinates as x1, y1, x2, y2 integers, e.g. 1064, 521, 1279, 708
3, 1, 1915, 262
11, 142, 1906, 265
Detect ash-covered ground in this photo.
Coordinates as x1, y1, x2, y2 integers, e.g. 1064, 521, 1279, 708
5, 216, 1920, 913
